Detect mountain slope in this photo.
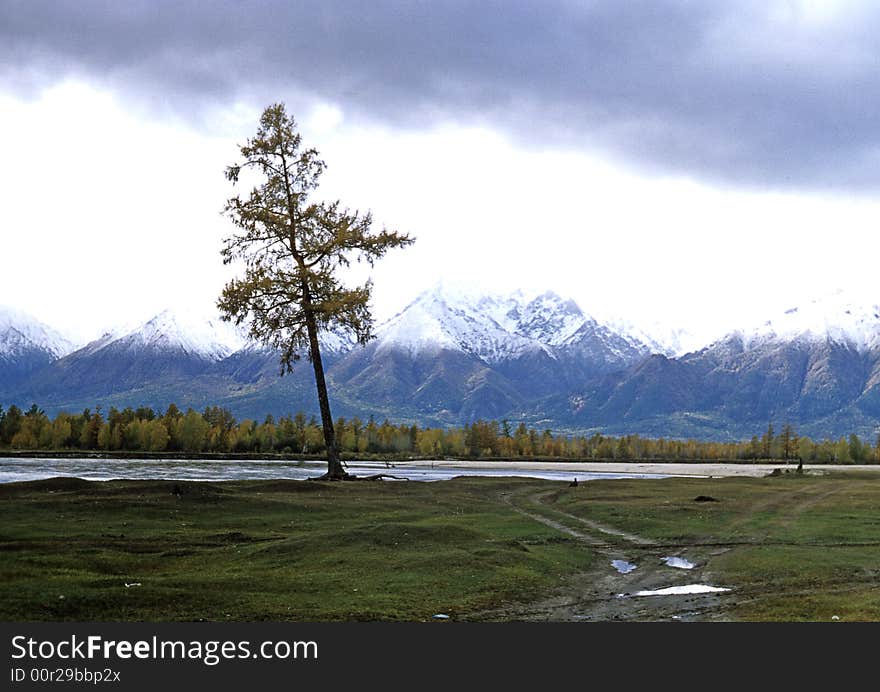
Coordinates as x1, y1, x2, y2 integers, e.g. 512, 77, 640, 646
15, 309, 246, 406
561, 291, 880, 438
374, 286, 549, 363
372, 284, 652, 369
0, 306, 76, 391
326, 284, 658, 422
4, 289, 880, 440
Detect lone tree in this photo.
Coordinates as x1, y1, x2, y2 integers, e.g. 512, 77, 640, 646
218, 103, 413, 479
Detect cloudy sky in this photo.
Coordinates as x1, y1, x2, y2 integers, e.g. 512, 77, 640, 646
2, 0, 880, 346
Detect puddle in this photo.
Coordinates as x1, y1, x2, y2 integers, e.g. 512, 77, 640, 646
661, 556, 695, 570
611, 560, 637, 574
618, 584, 730, 598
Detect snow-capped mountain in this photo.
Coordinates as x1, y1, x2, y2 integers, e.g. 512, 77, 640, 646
480, 290, 585, 346
49, 309, 248, 367
0, 305, 76, 360
372, 283, 653, 369
82, 309, 246, 361
3, 305, 361, 417
598, 314, 704, 357
330, 284, 661, 423
737, 289, 880, 352
374, 285, 550, 362
6, 308, 250, 411
0, 306, 77, 390
564, 290, 880, 439
5, 287, 880, 439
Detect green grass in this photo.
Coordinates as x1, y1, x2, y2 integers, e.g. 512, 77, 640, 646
0, 477, 590, 621
548, 471, 880, 620
3, 471, 880, 621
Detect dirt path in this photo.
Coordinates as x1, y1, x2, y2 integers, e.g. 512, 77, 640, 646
504, 501, 606, 546
527, 489, 658, 545
472, 489, 738, 621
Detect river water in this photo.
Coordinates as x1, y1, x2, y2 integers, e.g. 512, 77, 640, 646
0, 457, 670, 484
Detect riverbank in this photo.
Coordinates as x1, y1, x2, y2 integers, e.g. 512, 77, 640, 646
400, 459, 880, 478
4, 452, 879, 484
3, 448, 877, 479
0, 456, 670, 484
4, 471, 880, 621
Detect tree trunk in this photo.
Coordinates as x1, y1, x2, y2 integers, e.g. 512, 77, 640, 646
301, 283, 346, 479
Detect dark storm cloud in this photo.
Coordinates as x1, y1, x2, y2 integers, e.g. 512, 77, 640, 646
3, 0, 880, 190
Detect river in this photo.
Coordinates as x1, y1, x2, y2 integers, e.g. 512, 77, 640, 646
0, 457, 671, 484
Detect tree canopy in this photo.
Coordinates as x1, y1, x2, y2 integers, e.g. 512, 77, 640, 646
218, 103, 414, 478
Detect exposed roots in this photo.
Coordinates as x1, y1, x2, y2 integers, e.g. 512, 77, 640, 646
307, 472, 409, 482
308, 472, 358, 481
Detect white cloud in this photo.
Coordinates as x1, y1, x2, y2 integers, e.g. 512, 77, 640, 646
2, 83, 879, 349
310, 113, 880, 342
1, 81, 236, 342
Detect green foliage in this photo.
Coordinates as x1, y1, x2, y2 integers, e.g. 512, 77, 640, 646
217, 103, 415, 354
0, 404, 22, 446
216, 102, 414, 476
219, 106, 413, 364
8, 404, 48, 448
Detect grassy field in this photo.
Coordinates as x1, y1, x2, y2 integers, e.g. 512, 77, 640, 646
1, 470, 879, 621
548, 471, 880, 621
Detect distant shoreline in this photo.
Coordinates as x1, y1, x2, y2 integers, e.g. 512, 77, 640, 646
0, 448, 824, 464
0, 449, 324, 461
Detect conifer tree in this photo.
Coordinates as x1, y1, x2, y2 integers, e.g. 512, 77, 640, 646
218, 103, 413, 479
780, 423, 796, 462
761, 422, 775, 459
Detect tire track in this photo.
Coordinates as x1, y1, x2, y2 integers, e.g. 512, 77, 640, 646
504, 501, 605, 545
480, 488, 731, 622
528, 490, 657, 545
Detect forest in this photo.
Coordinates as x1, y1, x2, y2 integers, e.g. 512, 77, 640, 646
1, 403, 878, 463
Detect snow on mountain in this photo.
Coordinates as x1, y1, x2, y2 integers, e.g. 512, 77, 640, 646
85, 308, 247, 361
316, 328, 358, 355
737, 289, 880, 352
19, 285, 880, 378
132, 310, 247, 359
508, 291, 586, 346
0, 305, 76, 359
375, 284, 550, 362
597, 315, 706, 357
373, 283, 652, 365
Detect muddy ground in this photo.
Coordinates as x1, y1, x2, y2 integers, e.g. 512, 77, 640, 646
470, 488, 741, 622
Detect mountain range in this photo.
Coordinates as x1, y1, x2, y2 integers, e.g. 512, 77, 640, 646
2, 286, 880, 440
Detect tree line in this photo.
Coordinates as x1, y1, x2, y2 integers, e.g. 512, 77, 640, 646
0, 404, 878, 463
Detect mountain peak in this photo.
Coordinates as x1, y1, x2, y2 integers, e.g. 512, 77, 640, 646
136, 308, 248, 359
0, 305, 76, 359
741, 289, 880, 352
81, 308, 247, 361
374, 285, 654, 368
376, 285, 525, 361
513, 291, 585, 346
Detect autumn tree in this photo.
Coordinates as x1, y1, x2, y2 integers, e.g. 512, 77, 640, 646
218, 103, 413, 479
761, 422, 775, 459
0, 405, 22, 445
79, 409, 103, 449
780, 423, 797, 462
